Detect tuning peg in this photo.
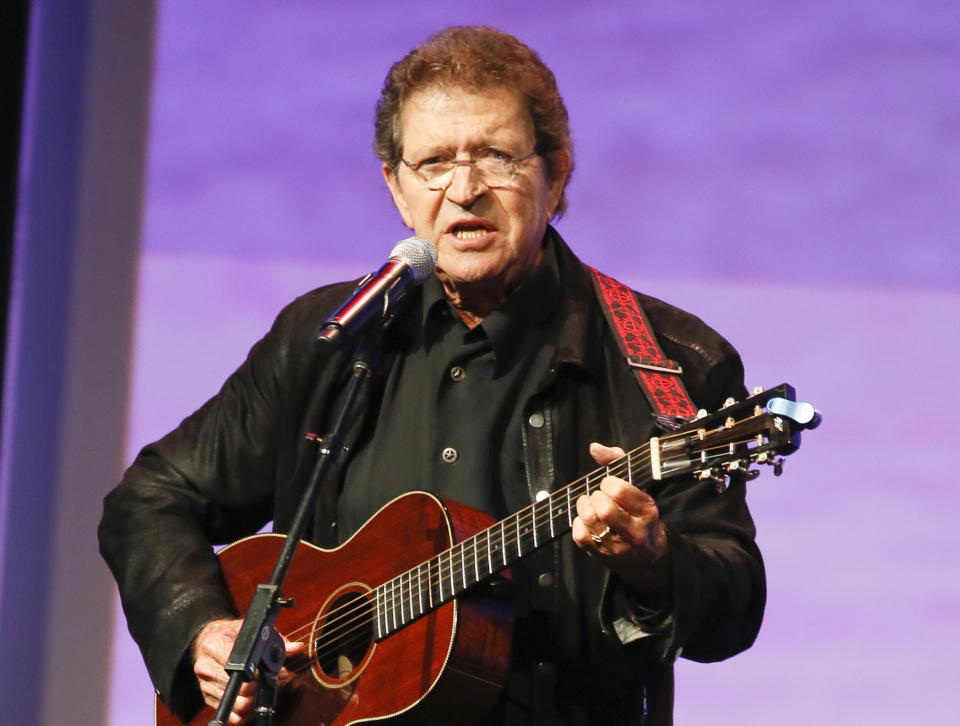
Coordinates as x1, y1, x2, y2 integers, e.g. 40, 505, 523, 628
743, 469, 760, 481
772, 457, 785, 476
766, 398, 822, 429
698, 468, 729, 493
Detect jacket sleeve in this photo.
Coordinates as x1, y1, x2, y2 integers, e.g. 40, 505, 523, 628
613, 295, 767, 665
657, 317, 765, 663
98, 296, 310, 721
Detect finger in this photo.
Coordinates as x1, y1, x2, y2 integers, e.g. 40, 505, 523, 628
597, 476, 656, 518
198, 679, 256, 719
226, 693, 255, 725
571, 516, 615, 554
571, 512, 600, 546
594, 484, 661, 541
282, 636, 309, 656
588, 489, 633, 538
575, 493, 604, 532
572, 496, 605, 548
575, 493, 626, 551
589, 442, 626, 466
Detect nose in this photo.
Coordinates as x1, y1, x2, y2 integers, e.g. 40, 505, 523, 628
444, 161, 487, 207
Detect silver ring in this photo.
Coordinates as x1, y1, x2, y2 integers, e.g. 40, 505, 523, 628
590, 525, 612, 544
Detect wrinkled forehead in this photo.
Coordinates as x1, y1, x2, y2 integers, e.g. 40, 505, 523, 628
397, 83, 535, 153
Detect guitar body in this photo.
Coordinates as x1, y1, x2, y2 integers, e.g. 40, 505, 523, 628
156, 492, 513, 726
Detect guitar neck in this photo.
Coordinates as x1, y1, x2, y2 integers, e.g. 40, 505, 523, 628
373, 444, 655, 640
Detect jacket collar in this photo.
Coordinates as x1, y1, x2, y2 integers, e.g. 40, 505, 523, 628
543, 225, 603, 379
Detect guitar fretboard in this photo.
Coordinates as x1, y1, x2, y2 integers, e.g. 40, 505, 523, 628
372, 445, 654, 639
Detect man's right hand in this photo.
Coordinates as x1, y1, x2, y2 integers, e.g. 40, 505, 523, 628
193, 618, 308, 725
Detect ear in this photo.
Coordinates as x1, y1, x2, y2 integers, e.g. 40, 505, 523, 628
544, 149, 572, 219
382, 162, 415, 230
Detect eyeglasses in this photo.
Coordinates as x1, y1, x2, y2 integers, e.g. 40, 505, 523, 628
401, 147, 538, 191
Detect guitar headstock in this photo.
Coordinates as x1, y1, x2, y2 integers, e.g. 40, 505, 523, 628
653, 384, 821, 488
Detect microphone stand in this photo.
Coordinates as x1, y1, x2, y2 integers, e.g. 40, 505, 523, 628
208, 337, 380, 726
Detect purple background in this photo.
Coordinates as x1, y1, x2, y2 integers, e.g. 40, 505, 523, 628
109, 1, 959, 723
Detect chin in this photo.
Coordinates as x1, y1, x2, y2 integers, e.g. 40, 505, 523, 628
438, 253, 505, 286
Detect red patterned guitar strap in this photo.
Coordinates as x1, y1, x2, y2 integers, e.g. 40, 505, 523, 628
589, 266, 698, 420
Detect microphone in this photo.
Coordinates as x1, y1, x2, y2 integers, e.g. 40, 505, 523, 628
318, 236, 438, 347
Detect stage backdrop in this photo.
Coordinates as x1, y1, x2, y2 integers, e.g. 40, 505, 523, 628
109, 1, 959, 724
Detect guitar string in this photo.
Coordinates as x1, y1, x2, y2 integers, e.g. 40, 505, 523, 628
281, 427, 764, 663
284, 430, 719, 658
274, 447, 656, 663
273, 427, 765, 670
284, 442, 763, 675
279, 426, 757, 656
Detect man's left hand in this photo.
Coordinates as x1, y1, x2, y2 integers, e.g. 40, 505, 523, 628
572, 442, 672, 604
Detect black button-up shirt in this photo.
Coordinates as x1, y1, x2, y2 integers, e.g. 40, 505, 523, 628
337, 240, 563, 540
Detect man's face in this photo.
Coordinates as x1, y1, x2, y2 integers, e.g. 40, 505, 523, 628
383, 85, 569, 310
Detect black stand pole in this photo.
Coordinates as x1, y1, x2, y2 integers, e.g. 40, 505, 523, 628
207, 340, 379, 726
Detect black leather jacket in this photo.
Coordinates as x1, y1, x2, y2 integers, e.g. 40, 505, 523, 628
99, 229, 765, 725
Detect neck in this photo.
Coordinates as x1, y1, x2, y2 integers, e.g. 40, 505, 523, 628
439, 277, 507, 329
438, 247, 545, 328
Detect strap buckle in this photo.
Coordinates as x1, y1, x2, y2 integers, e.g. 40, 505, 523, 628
625, 356, 684, 376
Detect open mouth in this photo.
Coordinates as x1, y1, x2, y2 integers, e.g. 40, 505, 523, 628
452, 227, 489, 239
447, 222, 495, 240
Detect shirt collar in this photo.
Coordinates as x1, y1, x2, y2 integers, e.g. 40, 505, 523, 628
480, 238, 561, 372
389, 227, 593, 376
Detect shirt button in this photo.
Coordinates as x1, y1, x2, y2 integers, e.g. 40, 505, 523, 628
537, 572, 554, 588
449, 365, 466, 382
441, 447, 458, 464
528, 412, 545, 428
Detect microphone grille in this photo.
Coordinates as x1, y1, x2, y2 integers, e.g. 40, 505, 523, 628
390, 236, 438, 283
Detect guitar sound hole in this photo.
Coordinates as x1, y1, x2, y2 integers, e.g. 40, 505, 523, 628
315, 590, 373, 680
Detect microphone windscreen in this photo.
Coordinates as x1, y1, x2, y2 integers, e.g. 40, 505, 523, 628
390, 236, 438, 283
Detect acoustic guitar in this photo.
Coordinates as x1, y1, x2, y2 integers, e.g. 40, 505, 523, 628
156, 384, 820, 725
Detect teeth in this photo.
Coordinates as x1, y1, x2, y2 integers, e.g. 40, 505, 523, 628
453, 228, 488, 239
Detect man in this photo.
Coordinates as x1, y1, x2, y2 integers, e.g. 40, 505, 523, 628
100, 26, 764, 725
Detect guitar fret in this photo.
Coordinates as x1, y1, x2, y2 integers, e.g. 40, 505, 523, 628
448, 549, 456, 598
530, 504, 537, 549
386, 583, 393, 635
437, 555, 443, 602
417, 564, 423, 615
515, 515, 522, 558
501, 521, 507, 567
486, 528, 493, 575
397, 574, 404, 626
473, 537, 481, 583
460, 543, 468, 591
375, 586, 383, 640
548, 495, 554, 538
566, 487, 573, 526
390, 578, 397, 632
381, 583, 388, 635
384, 584, 391, 637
